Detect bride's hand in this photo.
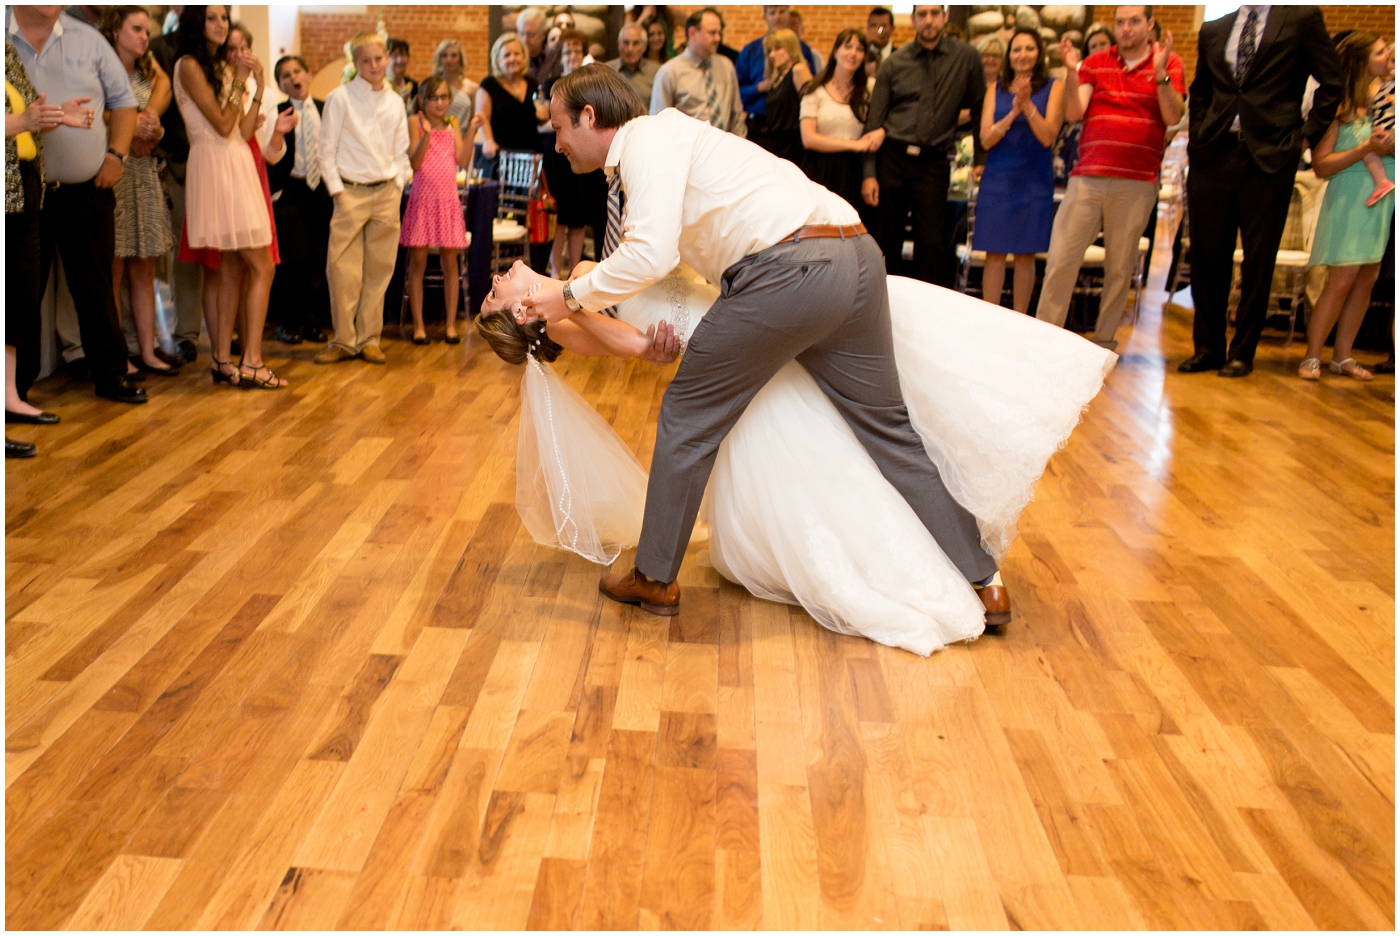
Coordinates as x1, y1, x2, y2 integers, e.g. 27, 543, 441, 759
642, 322, 680, 364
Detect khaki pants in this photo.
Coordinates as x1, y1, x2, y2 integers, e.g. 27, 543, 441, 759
1034, 175, 1156, 343
326, 182, 401, 353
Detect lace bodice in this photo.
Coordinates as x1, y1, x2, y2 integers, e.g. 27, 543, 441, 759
614, 264, 718, 350
173, 57, 243, 149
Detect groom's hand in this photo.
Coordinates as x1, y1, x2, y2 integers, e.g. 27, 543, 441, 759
517, 278, 571, 324
642, 322, 680, 365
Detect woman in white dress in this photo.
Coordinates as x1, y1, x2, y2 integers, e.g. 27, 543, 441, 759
173, 5, 281, 388
476, 260, 1115, 656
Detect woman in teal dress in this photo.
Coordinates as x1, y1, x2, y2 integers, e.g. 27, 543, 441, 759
1300, 32, 1395, 381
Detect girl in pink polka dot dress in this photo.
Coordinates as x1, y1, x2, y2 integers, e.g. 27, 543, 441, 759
402, 76, 483, 343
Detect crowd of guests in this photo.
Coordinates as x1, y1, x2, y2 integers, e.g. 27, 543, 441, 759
3, 4, 1394, 458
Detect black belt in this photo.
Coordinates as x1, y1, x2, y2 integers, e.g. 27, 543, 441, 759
344, 178, 393, 189
889, 138, 955, 160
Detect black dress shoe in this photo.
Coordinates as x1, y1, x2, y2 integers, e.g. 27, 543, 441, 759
6, 437, 36, 458
177, 339, 198, 363
154, 345, 185, 367
444, 333, 462, 344
95, 379, 148, 404
1375, 354, 1395, 375
274, 326, 304, 345
1218, 359, 1253, 378
411, 334, 430, 345
1178, 351, 1225, 373
5, 410, 59, 425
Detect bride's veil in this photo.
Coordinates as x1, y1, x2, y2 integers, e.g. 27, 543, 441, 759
516, 355, 648, 564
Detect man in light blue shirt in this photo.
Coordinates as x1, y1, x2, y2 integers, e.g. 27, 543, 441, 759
8, 5, 145, 403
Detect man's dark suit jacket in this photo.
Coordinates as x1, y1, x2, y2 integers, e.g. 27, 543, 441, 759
266, 98, 325, 198
1189, 5, 1344, 175
148, 32, 189, 163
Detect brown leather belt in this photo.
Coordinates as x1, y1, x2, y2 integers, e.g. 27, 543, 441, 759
782, 223, 867, 243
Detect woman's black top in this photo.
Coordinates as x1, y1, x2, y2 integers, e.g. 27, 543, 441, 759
482, 74, 541, 153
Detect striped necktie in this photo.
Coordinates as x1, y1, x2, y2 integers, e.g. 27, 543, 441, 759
701, 58, 721, 128
1235, 8, 1259, 83
599, 171, 624, 317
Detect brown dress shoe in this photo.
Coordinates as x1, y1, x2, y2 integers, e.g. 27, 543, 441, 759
975, 583, 1011, 632
599, 566, 680, 616
360, 344, 387, 364
313, 345, 356, 364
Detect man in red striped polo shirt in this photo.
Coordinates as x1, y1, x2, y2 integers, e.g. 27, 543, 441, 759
1033, 6, 1185, 350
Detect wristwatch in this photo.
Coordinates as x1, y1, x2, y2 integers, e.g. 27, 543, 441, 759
1155, 75, 1172, 86
562, 282, 582, 313
106, 147, 128, 166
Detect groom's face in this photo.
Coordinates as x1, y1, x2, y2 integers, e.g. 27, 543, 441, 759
551, 97, 606, 173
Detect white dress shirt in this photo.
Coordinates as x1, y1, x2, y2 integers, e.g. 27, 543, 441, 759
317, 75, 411, 196
290, 96, 321, 179
570, 108, 859, 313
1224, 5, 1270, 131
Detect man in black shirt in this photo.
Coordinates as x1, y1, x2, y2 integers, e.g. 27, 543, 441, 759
862, 4, 985, 286
148, 25, 201, 363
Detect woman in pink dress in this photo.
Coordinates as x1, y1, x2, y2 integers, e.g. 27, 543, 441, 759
401, 75, 481, 344
173, 5, 284, 388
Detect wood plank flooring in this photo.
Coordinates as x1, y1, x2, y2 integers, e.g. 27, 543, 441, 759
7, 258, 1393, 929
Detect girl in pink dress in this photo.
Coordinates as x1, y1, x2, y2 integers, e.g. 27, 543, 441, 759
401, 75, 481, 344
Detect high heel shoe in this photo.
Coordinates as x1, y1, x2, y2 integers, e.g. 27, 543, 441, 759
210, 356, 240, 385
237, 359, 287, 390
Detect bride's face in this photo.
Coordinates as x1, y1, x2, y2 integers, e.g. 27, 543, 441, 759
485, 260, 545, 320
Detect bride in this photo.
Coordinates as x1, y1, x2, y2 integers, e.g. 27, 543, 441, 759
476, 259, 1115, 656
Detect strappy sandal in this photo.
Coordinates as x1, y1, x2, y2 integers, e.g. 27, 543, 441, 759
237, 360, 288, 390
210, 356, 240, 386
1329, 358, 1373, 381
1298, 357, 1321, 380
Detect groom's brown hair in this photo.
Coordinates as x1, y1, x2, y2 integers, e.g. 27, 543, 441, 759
551, 63, 647, 128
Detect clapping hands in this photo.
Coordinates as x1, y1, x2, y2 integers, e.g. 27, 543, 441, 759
24, 94, 95, 132
1058, 37, 1080, 72
1009, 75, 1033, 115
1151, 30, 1174, 77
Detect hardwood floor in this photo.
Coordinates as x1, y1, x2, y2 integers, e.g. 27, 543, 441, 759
6, 265, 1393, 929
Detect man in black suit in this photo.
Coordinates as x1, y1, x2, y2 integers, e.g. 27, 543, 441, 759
1179, 5, 1343, 377
268, 55, 333, 345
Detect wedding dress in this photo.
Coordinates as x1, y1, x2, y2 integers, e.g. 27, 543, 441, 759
517, 266, 1115, 656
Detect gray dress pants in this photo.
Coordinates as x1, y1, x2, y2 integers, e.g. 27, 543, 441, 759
635, 233, 998, 585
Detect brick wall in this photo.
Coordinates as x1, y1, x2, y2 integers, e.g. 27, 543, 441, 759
1317, 4, 1396, 40
299, 6, 492, 82
296, 5, 1397, 90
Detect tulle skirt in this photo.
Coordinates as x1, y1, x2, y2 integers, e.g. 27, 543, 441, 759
515, 278, 1115, 655
184, 137, 272, 252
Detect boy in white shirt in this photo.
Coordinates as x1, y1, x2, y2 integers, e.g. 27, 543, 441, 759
315, 32, 411, 364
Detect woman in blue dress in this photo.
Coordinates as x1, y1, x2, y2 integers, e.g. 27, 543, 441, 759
973, 28, 1064, 314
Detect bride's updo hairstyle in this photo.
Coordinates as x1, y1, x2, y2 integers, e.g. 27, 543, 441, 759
475, 305, 564, 365
551, 63, 647, 127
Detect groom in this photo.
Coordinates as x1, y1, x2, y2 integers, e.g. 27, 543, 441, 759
521, 65, 1011, 629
